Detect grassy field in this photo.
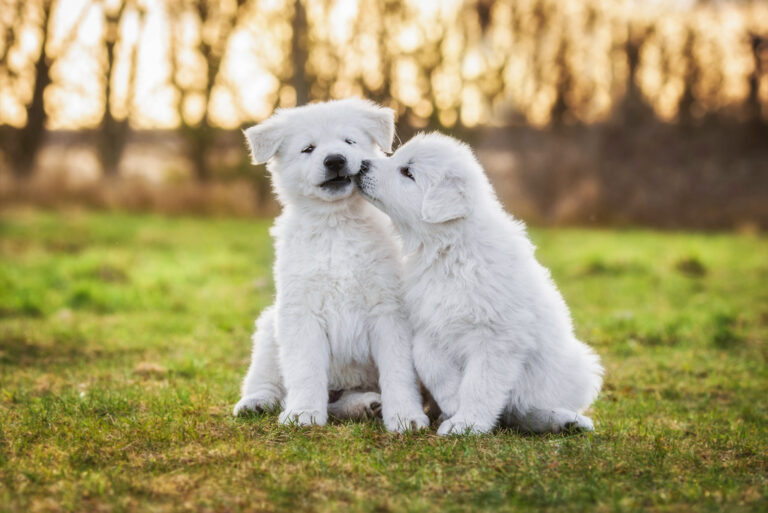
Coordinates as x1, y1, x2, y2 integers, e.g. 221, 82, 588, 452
0, 210, 766, 512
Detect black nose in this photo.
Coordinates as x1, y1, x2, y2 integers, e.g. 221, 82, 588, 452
360, 160, 370, 174
324, 154, 347, 173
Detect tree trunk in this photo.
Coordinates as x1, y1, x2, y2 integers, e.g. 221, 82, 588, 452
187, 123, 213, 182
678, 29, 699, 125
99, 32, 122, 176
747, 33, 767, 127
15, 2, 53, 177
190, 36, 219, 182
619, 23, 652, 124
99, 2, 130, 177
291, 0, 309, 106
550, 38, 573, 126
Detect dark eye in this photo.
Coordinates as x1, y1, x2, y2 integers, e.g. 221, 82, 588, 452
301, 144, 315, 154
344, 138, 355, 145
400, 166, 414, 181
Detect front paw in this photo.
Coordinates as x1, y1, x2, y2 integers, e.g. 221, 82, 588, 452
279, 408, 327, 427
437, 417, 492, 436
233, 393, 280, 416
562, 414, 594, 433
384, 411, 430, 433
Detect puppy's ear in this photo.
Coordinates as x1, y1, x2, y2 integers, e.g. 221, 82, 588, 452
355, 101, 395, 153
243, 116, 284, 164
421, 176, 470, 224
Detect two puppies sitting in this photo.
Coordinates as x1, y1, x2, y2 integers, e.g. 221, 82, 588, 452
234, 99, 603, 435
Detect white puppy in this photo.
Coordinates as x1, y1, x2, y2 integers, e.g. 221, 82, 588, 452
355, 132, 603, 436
233, 99, 428, 433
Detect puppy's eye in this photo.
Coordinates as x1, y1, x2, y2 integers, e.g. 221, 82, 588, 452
301, 144, 315, 154
400, 166, 414, 181
344, 138, 355, 145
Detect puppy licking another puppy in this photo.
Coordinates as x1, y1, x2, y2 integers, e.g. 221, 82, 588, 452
235, 100, 602, 436
356, 132, 603, 435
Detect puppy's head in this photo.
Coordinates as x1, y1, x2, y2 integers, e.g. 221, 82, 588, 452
244, 98, 394, 203
356, 132, 487, 246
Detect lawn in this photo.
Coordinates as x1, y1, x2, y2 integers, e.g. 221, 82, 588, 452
0, 209, 766, 513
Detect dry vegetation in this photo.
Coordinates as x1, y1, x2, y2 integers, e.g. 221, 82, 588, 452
0, 0, 767, 228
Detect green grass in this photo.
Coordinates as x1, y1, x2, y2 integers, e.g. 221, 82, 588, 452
1, 210, 766, 512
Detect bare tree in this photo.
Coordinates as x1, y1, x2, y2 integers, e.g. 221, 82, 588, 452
167, 0, 250, 182
747, 33, 768, 127
352, 0, 403, 105
290, 0, 309, 106
618, 21, 653, 124
98, 0, 145, 177
677, 26, 702, 125
350, 0, 446, 134
0, 0, 92, 178
0, 0, 24, 165
16, 0, 54, 176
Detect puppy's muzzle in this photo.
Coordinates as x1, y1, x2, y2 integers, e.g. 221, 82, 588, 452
355, 161, 375, 197
320, 153, 353, 190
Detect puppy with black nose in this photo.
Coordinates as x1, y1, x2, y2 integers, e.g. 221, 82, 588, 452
233, 99, 428, 433
357, 132, 603, 435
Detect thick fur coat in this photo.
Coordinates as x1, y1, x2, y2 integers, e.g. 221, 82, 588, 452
356, 132, 603, 435
233, 99, 428, 432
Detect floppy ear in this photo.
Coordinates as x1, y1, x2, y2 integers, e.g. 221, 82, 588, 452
421, 176, 470, 224
243, 116, 284, 164
355, 101, 395, 152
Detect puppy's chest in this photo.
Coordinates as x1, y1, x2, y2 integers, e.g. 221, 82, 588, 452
406, 265, 497, 337
277, 233, 391, 310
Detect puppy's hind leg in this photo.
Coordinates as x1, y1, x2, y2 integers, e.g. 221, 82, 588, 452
436, 348, 522, 436
328, 390, 382, 420
504, 407, 594, 434
233, 306, 285, 416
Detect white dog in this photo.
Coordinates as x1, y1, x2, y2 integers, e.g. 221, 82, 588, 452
233, 99, 428, 433
355, 132, 603, 435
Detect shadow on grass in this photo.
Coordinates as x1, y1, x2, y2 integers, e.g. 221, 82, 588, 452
0, 330, 140, 367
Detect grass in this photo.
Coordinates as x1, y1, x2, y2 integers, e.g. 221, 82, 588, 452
0, 209, 766, 512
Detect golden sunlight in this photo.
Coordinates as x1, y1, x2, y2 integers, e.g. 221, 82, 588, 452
0, 0, 766, 131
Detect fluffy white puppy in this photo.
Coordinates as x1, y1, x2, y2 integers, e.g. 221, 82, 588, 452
355, 132, 603, 436
233, 99, 428, 433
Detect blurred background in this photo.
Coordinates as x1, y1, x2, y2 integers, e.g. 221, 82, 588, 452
1, 0, 767, 228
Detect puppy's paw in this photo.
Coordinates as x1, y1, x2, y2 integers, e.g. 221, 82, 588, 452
562, 414, 594, 433
328, 391, 382, 420
437, 417, 492, 436
279, 409, 327, 427
233, 393, 280, 416
384, 411, 430, 433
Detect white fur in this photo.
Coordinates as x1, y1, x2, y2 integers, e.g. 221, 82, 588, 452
356, 132, 603, 436
327, 390, 383, 420
233, 99, 428, 433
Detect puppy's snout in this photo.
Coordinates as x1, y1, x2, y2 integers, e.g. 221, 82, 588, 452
359, 160, 370, 175
324, 154, 347, 174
